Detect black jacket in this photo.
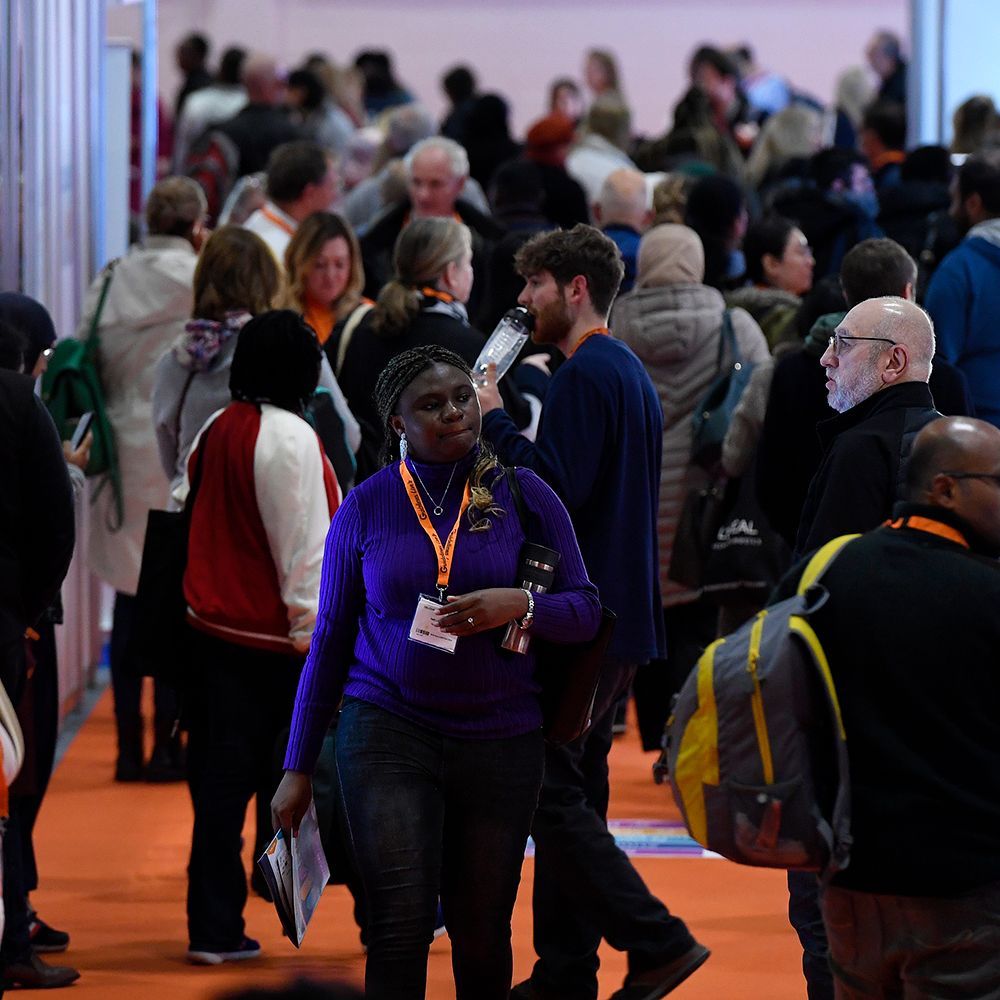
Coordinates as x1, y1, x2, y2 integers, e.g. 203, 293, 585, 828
0, 371, 75, 642
795, 504, 1000, 895
794, 381, 938, 557
215, 104, 305, 178
769, 184, 877, 281
760, 343, 972, 549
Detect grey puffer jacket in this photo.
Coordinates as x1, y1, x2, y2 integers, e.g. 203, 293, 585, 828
612, 282, 771, 605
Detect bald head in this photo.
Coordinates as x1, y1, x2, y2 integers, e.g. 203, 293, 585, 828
595, 168, 652, 232
242, 53, 284, 105
906, 417, 1000, 552
822, 297, 935, 413
851, 296, 935, 375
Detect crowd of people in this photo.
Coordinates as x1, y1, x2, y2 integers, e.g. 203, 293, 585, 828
2, 23, 1000, 1000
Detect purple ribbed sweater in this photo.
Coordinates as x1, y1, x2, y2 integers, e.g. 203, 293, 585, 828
284, 450, 602, 772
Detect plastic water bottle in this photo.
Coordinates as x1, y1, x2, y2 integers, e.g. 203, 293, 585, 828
473, 307, 534, 386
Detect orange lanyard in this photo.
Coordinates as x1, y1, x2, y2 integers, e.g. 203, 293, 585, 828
884, 515, 969, 549
567, 326, 610, 357
399, 460, 472, 598
421, 286, 456, 304
261, 206, 296, 236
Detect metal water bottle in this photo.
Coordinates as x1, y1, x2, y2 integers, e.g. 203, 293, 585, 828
501, 543, 561, 654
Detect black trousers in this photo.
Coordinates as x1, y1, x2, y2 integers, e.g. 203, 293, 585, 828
109, 592, 179, 758
633, 601, 718, 752
12, 622, 59, 894
528, 660, 697, 1000
0, 638, 31, 966
184, 630, 301, 950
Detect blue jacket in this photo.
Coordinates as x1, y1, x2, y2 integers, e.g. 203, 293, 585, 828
925, 236, 1000, 426
602, 225, 642, 293
482, 333, 666, 664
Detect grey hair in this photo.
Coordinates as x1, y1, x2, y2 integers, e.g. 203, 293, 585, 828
385, 104, 436, 156
404, 136, 469, 180
145, 176, 207, 236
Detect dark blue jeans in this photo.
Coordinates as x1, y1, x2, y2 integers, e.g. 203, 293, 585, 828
788, 870, 834, 999
529, 660, 697, 1000
336, 697, 544, 1000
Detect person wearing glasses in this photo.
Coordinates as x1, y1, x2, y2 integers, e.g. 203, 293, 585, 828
787, 293, 939, 1000
757, 238, 972, 552
793, 296, 940, 557
773, 415, 1000, 1000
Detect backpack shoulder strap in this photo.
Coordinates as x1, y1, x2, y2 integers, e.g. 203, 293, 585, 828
504, 466, 529, 535
335, 301, 374, 377
85, 260, 118, 354
796, 533, 860, 595
715, 309, 735, 371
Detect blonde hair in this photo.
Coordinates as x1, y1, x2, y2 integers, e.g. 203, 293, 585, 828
371, 217, 472, 338
284, 211, 365, 320
746, 105, 823, 188
192, 226, 284, 321
651, 173, 693, 226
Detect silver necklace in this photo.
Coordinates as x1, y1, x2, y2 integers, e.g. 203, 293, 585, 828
410, 461, 458, 516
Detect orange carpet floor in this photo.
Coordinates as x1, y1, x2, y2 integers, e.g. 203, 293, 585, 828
30, 689, 806, 998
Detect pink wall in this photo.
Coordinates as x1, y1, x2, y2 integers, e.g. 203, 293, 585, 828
111, 0, 907, 138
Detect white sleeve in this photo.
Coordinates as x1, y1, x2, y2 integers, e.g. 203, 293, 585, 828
318, 355, 362, 453
254, 405, 337, 651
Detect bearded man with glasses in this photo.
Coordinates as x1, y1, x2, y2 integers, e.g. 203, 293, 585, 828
785, 294, 940, 1000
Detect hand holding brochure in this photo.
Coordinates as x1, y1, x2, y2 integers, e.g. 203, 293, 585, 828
256, 798, 330, 947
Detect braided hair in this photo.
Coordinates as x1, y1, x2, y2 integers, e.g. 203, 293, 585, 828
230, 309, 322, 415
374, 345, 503, 531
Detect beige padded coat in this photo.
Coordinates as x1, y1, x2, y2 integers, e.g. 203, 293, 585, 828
612, 277, 770, 606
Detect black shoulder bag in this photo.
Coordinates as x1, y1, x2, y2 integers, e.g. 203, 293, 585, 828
504, 468, 617, 746
126, 422, 213, 686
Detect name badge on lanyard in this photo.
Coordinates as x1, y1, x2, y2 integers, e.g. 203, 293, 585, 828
399, 460, 471, 653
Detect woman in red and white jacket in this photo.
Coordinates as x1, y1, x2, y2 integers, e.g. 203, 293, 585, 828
179, 310, 339, 966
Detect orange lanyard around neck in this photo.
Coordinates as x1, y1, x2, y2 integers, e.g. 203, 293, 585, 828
261, 206, 296, 236
567, 326, 610, 358
420, 286, 457, 304
399, 460, 472, 598
884, 515, 969, 549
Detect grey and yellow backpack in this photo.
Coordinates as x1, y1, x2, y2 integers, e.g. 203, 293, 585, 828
658, 534, 857, 878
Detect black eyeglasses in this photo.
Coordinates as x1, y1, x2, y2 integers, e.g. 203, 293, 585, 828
827, 334, 898, 356
943, 471, 1000, 487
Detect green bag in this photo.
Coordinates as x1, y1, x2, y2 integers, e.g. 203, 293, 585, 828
41, 264, 123, 529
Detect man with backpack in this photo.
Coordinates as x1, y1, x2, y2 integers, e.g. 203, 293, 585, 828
790, 295, 939, 998
792, 416, 1000, 997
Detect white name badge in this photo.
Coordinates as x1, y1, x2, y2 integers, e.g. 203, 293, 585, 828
408, 595, 458, 654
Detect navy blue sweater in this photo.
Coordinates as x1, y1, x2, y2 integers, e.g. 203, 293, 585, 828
482, 332, 666, 664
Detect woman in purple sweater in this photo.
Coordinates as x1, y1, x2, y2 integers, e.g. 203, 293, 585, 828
273, 345, 600, 999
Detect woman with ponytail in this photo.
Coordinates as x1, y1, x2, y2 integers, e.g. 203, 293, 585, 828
327, 216, 492, 482
273, 345, 600, 1000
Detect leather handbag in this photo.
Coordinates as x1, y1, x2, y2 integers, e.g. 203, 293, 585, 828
126, 424, 212, 685
505, 468, 617, 746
